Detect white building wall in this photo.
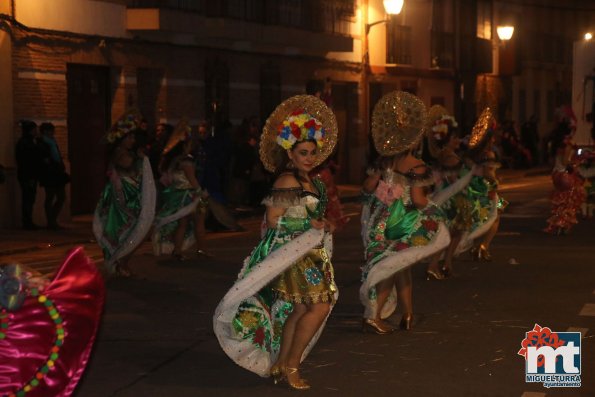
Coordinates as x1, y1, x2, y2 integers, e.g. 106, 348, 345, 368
573, 40, 595, 145
15, 0, 129, 38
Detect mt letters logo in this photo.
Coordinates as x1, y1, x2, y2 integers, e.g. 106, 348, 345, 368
518, 324, 581, 388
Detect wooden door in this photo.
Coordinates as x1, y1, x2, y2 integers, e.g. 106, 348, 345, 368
67, 64, 110, 214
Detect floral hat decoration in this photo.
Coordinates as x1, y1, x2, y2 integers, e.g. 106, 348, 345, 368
259, 95, 338, 173
468, 107, 496, 152
106, 109, 142, 144
426, 105, 458, 158
162, 119, 192, 155
371, 91, 428, 156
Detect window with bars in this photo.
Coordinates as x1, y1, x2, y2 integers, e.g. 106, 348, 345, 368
131, 0, 355, 35
387, 23, 412, 65
430, 0, 453, 69
431, 31, 454, 69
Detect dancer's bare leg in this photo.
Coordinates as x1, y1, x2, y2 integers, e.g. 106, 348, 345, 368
396, 268, 413, 316
481, 215, 500, 250
173, 216, 189, 255
273, 304, 307, 369
374, 276, 396, 321
193, 207, 208, 254
285, 303, 331, 385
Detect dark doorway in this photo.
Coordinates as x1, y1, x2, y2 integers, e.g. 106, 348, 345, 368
67, 64, 110, 214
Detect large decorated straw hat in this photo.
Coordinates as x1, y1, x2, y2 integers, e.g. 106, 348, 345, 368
468, 107, 496, 151
259, 95, 338, 173
162, 119, 192, 155
106, 108, 142, 144
371, 91, 427, 156
426, 105, 458, 158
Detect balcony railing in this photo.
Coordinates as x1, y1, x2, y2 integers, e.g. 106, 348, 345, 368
130, 0, 356, 36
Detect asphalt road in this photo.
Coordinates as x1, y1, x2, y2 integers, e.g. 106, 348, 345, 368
4, 173, 595, 396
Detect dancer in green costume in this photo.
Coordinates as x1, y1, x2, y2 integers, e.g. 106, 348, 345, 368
152, 121, 209, 260
360, 92, 451, 335
93, 110, 156, 276
214, 95, 338, 390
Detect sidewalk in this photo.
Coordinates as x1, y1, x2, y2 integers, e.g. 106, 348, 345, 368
0, 216, 95, 256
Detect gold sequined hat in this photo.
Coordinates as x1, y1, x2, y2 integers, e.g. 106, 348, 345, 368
371, 91, 428, 156
259, 95, 338, 173
468, 107, 496, 151
106, 108, 142, 144
426, 105, 450, 158
162, 119, 192, 155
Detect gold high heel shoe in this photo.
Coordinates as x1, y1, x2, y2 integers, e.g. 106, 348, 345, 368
285, 367, 310, 390
400, 313, 413, 331
270, 364, 285, 385
362, 318, 394, 334
478, 244, 492, 261
426, 269, 445, 280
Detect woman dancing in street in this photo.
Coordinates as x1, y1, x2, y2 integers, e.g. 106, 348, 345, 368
425, 106, 475, 278
544, 127, 586, 235
93, 110, 156, 276
360, 91, 450, 334
214, 95, 338, 390
152, 121, 209, 260
457, 109, 505, 260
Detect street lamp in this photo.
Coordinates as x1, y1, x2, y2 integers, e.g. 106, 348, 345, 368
585, 32, 593, 41
366, 0, 404, 34
383, 0, 404, 16
496, 25, 515, 41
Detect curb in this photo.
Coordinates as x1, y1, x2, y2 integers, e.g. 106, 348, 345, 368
0, 239, 95, 257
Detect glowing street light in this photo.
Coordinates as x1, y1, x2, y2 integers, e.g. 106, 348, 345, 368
497, 25, 515, 41
383, 0, 404, 15
585, 32, 593, 41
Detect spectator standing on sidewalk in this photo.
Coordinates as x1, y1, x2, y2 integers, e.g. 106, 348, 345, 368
15, 120, 43, 230
521, 115, 540, 166
39, 122, 70, 229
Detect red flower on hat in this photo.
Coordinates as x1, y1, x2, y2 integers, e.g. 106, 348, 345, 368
291, 108, 305, 116
290, 123, 301, 139
304, 119, 316, 129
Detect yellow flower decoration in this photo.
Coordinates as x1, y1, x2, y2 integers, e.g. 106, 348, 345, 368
238, 310, 259, 329
411, 235, 429, 246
